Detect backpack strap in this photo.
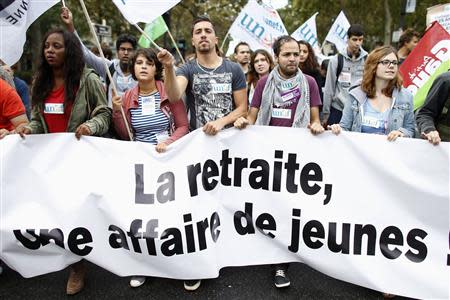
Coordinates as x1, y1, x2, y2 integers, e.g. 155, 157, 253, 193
336, 53, 344, 80
105, 62, 116, 93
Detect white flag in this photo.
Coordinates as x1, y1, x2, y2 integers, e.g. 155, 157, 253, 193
228, 0, 288, 53
291, 12, 325, 62
324, 11, 350, 52
112, 0, 180, 24
0, 0, 59, 65
291, 12, 319, 48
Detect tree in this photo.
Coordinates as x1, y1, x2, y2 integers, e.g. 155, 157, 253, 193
17, 0, 450, 75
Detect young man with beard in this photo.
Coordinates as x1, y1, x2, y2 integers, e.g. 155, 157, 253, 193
158, 16, 247, 135
61, 7, 137, 106
233, 35, 324, 288
157, 16, 247, 291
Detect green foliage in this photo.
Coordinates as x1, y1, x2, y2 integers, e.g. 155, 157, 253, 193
18, 0, 450, 71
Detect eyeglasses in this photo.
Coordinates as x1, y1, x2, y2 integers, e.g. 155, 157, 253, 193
378, 60, 398, 67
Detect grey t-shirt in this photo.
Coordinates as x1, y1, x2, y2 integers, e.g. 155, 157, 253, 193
176, 58, 246, 130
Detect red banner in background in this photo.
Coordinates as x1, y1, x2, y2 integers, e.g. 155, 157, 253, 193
399, 22, 450, 110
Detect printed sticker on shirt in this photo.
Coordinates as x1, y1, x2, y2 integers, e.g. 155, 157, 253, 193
280, 87, 300, 103
272, 108, 292, 119
338, 72, 351, 86
44, 103, 64, 114
156, 131, 169, 144
362, 116, 384, 128
211, 83, 232, 94
280, 80, 297, 91
141, 96, 156, 116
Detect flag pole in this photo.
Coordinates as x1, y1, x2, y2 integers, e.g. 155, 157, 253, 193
78, 0, 133, 141
61, 0, 66, 7
133, 24, 162, 51
220, 32, 230, 52
166, 29, 185, 64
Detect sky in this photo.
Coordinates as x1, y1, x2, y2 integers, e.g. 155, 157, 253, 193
261, 0, 289, 10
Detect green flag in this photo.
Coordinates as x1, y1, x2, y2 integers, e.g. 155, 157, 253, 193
138, 16, 168, 48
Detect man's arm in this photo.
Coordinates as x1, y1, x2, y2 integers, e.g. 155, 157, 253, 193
157, 49, 188, 102
61, 7, 110, 79
10, 114, 28, 129
203, 88, 247, 135
416, 72, 450, 134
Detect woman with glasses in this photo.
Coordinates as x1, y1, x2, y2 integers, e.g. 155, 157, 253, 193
329, 46, 415, 141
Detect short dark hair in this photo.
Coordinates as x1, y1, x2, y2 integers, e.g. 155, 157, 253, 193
234, 42, 250, 54
272, 35, 298, 57
347, 24, 364, 38
116, 34, 137, 51
129, 48, 163, 81
398, 28, 420, 48
191, 15, 215, 36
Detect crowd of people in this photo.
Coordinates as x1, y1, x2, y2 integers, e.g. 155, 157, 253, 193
0, 5, 449, 297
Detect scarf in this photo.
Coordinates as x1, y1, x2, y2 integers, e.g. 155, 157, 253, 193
256, 66, 310, 128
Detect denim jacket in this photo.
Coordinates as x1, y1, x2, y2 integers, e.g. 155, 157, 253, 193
339, 86, 415, 137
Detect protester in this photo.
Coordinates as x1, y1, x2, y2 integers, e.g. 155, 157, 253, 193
329, 46, 415, 139
416, 71, 450, 144
157, 15, 247, 290
247, 49, 274, 104
2, 64, 30, 118
61, 7, 137, 106
0, 78, 28, 139
298, 40, 324, 102
322, 24, 368, 126
15, 28, 111, 295
234, 35, 324, 288
329, 47, 415, 298
234, 41, 251, 77
397, 28, 420, 65
112, 48, 188, 287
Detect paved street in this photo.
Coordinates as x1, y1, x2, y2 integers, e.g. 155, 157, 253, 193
0, 262, 416, 299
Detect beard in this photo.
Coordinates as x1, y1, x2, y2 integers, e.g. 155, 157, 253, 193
279, 65, 298, 78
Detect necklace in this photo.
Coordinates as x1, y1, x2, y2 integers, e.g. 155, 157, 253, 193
139, 86, 157, 96
196, 58, 222, 75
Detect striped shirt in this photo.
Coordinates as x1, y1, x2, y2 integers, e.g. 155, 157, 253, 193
130, 92, 170, 144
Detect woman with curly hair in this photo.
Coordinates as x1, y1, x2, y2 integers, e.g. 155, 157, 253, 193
111, 47, 189, 288
112, 48, 188, 152
16, 29, 111, 295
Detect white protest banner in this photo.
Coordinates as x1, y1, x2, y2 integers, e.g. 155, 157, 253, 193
225, 38, 239, 57
228, 0, 287, 52
0, 0, 59, 65
324, 11, 350, 52
112, 0, 180, 24
427, 3, 450, 33
0, 128, 449, 299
